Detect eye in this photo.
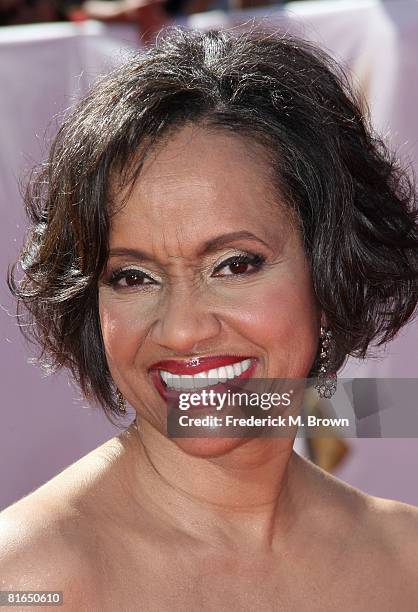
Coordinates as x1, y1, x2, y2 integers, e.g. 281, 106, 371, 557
107, 268, 157, 289
212, 253, 265, 277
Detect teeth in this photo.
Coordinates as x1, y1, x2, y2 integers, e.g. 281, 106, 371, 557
180, 375, 194, 390
218, 366, 227, 383
241, 358, 251, 371
159, 358, 254, 391
233, 362, 243, 376
193, 371, 208, 389
172, 376, 182, 391
225, 365, 235, 379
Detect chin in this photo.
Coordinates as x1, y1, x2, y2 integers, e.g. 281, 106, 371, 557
171, 436, 249, 458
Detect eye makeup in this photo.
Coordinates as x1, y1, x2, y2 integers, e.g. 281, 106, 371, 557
104, 267, 159, 290
103, 249, 267, 291
212, 252, 266, 276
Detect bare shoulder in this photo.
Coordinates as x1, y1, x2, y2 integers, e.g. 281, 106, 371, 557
0, 434, 128, 607
0, 497, 95, 609
295, 452, 418, 597
355, 495, 418, 606
366, 495, 418, 564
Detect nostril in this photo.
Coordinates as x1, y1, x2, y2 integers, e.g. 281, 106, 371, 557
150, 309, 222, 353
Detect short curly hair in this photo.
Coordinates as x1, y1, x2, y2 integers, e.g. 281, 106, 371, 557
8, 27, 418, 420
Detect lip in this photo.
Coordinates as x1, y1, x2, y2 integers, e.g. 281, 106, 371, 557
149, 357, 259, 404
149, 355, 256, 375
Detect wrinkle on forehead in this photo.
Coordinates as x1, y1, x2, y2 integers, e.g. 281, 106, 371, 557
107, 124, 300, 257
151, 225, 197, 263
110, 124, 274, 202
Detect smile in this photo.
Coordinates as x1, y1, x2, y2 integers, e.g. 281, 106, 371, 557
160, 358, 254, 390
149, 356, 258, 395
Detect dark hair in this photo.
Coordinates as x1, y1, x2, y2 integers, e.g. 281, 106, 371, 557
8, 27, 418, 420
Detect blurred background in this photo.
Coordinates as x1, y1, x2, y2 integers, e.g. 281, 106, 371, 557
1, 0, 418, 511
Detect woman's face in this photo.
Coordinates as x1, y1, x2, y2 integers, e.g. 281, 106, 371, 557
99, 124, 321, 455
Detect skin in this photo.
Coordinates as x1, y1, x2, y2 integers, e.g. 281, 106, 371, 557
100, 124, 318, 457
1, 125, 418, 610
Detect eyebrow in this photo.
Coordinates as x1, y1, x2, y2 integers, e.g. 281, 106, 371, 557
108, 231, 271, 261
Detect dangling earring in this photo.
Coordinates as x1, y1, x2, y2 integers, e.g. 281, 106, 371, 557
314, 326, 337, 399
116, 388, 127, 414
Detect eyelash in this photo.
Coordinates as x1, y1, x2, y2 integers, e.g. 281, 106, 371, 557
212, 253, 265, 276
106, 253, 266, 290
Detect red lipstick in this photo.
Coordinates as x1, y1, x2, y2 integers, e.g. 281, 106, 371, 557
148, 356, 258, 404
149, 355, 254, 375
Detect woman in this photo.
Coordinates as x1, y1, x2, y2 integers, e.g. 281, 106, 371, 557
1, 28, 418, 609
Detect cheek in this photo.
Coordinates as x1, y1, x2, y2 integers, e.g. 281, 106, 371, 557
230, 277, 319, 375
99, 296, 147, 367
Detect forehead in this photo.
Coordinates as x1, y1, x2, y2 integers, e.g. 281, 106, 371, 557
108, 125, 292, 248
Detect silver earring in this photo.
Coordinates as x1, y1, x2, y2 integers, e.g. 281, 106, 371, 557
314, 326, 337, 399
116, 389, 127, 414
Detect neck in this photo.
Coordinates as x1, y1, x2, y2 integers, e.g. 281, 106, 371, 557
124, 418, 309, 553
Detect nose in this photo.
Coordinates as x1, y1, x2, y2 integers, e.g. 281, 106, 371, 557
150, 286, 222, 354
